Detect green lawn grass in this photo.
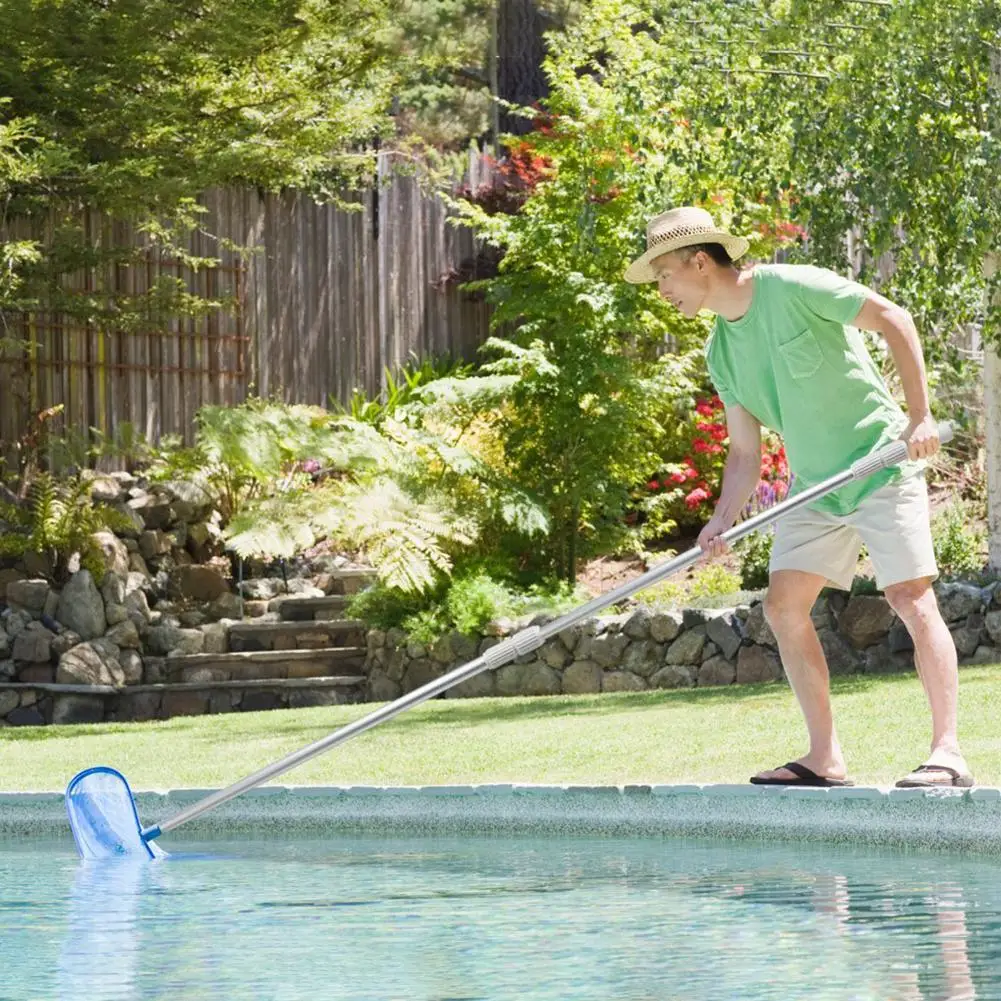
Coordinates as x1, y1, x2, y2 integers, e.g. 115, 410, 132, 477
3, 667, 999, 792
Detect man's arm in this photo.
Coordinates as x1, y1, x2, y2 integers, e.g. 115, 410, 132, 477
698, 402, 762, 558
853, 292, 940, 460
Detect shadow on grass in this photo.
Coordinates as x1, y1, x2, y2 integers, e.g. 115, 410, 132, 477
4, 665, 997, 746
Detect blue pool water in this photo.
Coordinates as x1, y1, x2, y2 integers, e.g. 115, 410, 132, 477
2, 832, 999, 1000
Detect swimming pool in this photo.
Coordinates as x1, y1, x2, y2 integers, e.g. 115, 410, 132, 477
3, 832, 999, 1000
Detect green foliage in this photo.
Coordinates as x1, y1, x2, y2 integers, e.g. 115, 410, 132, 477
932, 501, 987, 579
347, 566, 583, 645
0, 473, 130, 582
736, 530, 774, 591
341, 353, 475, 427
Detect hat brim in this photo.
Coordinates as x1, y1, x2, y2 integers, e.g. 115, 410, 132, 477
624, 232, 750, 284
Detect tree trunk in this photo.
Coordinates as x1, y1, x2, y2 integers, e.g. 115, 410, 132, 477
496, 0, 549, 136
985, 256, 1001, 572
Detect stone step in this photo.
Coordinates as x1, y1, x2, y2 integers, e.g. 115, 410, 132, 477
0, 676, 367, 726
322, 567, 376, 594
153, 647, 368, 684
228, 619, 365, 653
275, 595, 352, 621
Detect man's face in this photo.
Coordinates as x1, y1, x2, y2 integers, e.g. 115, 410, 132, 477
651, 250, 708, 317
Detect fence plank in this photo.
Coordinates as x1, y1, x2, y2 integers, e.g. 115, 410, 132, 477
1, 152, 496, 452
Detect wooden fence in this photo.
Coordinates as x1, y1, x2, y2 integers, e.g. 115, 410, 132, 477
0, 151, 496, 450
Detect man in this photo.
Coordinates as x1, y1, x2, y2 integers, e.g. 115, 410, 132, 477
624, 206, 972, 788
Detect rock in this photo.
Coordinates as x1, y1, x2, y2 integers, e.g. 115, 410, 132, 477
11, 625, 52, 663
381, 647, 407, 682
450, 631, 478, 662
52, 694, 106, 725
368, 669, 403, 702
965, 645, 999, 666
623, 609, 652, 640
206, 591, 242, 621
701, 641, 719, 661
128, 492, 172, 530
239, 578, 284, 600
57, 639, 124, 687
621, 640, 662, 678
124, 588, 153, 629
43, 591, 60, 620
863, 641, 912, 674
406, 640, 427, 659
144, 623, 184, 656
697, 656, 736, 686
119, 649, 144, 685
0, 625, 7, 659
557, 619, 597, 654
496, 661, 560, 697
22, 550, 53, 578
56, 571, 106, 640
736, 645, 783, 684
838, 595, 896, 649
0, 690, 19, 715
244, 600, 269, 618
138, 529, 172, 561
113, 690, 161, 721
649, 610, 684, 643
599, 612, 631, 635
705, 612, 742, 660
161, 691, 209, 717
810, 597, 834, 632
0, 659, 14, 679
51, 630, 82, 657
201, 622, 229, 654
984, 610, 1001, 646
665, 628, 706, 666
402, 658, 444, 693
101, 572, 127, 606
951, 625, 982, 658
650, 664, 696, 689
6, 579, 50, 614
561, 660, 602, 694
170, 524, 188, 549
540, 640, 571, 669
129, 551, 151, 578
106, 619, 141, 649
887, 621, 914, 653
817, 628, 860, 675
744, 604, 777, 647
110, 502, 146, 538
88, 475, 122, 504
167, 565, 228, 603
7, 706, 45, 726
166, 629, 205, 656
431, 634, 455, 665
2, 609, 31, 639
935, 582, 983, 623
105, 603, 129, 626
446, 671, 496, 699
92, 531, 130, 578
585, 633, 631, 668
178, 610, 207, 628
602, 670, 646, 692
682, 607, 729, 630
0, 568, 26, 600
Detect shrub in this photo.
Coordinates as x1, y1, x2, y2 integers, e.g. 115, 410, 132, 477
932, 501, 986, 579
736, 529, 774, 590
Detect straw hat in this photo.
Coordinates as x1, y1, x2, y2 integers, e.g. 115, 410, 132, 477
624, 207, 749, 284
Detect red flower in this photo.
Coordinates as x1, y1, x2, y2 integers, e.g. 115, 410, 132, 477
695, 401, 715, 417
646, 480, 661, 491
685, 487, 710, 509
669, 470, 688, 484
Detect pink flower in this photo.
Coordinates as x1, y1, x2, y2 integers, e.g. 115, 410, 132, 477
685, 486, 711, 509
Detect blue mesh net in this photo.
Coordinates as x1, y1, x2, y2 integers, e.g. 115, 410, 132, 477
65, 767, 164, 860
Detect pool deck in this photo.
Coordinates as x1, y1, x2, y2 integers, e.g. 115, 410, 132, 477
3, 783, 1001, 854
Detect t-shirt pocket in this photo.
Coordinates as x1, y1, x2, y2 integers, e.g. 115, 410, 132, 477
781, 328, 823, 378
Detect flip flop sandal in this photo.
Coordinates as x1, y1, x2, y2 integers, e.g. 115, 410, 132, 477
749, 761, 855, 787
894, 764, 974, 788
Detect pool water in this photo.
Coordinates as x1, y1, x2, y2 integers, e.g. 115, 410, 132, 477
2, 832, 999, 1000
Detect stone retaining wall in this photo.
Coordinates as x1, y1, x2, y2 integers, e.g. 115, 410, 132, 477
365, 581, 1001, 701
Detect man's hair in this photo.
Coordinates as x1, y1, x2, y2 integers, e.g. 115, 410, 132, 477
678, 242, 746, 270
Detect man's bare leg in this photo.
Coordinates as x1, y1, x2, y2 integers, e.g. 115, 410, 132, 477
885, 577, 971, 782
753, 569, 847, 782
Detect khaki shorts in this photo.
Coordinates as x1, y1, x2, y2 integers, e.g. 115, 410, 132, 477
769, 473, 938, 591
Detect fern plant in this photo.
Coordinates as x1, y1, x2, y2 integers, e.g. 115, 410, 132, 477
0, 473, 133, 582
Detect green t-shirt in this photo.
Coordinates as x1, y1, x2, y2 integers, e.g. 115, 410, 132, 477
704, 263, 920, 516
